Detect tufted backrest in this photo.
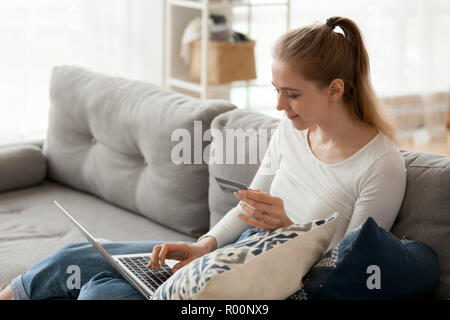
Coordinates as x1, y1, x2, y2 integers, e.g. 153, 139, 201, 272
392, 150, 450, 299
43, 66, 235, 237
207, 109, 280, 228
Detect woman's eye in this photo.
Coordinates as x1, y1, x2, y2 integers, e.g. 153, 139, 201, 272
273, 88, 299, 99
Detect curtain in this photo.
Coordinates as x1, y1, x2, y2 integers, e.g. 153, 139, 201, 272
0, 0, 163, 145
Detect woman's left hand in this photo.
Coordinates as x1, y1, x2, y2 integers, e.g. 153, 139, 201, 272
234, 189, 294, 230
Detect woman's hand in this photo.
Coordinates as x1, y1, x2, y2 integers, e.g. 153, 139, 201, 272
234, 188, 293, 231
146, 236, 216, 274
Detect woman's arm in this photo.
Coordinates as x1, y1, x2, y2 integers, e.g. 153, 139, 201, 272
198, 124, 282, 248
344, 151, 407, 235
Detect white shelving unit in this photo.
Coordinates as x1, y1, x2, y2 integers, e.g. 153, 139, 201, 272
164, 0, 290, 100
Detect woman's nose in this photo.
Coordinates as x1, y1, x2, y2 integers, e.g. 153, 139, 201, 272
276, 96, 289, 111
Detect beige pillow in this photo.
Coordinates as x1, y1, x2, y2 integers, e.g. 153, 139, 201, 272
153, 213, 339, 300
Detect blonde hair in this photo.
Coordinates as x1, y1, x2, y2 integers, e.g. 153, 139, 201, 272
273, 17, 396, 142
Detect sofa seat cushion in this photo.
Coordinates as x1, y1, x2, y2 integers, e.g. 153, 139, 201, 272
44, 66, 235, 238
0, 181, 195, 291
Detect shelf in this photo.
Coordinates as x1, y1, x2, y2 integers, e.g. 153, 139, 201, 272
220, 1, 290, 7
168, 76, 234, 93
168, 77, 202, 92
165, 0, 290, 101
169, 0, 290, 10
169, 0, 204, 9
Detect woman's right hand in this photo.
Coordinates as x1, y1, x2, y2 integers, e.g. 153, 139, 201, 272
146, 236, 217, 274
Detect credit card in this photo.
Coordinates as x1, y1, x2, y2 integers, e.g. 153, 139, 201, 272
215, 176, 248, 194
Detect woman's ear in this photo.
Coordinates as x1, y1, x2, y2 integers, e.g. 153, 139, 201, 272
328, 78, 345, 101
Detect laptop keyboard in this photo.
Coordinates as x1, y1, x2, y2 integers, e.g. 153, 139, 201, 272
118, 256, 172, 291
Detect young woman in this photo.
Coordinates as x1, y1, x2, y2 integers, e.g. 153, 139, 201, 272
0, 16, 406, 300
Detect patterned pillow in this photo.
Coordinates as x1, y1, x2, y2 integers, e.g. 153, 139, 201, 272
289, 217, 440, 300
152, 213, 339, 300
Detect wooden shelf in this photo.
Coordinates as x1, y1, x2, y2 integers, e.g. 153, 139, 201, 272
169, 0, 289, 10
167, 77, 202, 93
164, 0, 290, 100
169, 0, 204, 10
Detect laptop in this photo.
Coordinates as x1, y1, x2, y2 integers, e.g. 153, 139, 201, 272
53, 200, 177, 300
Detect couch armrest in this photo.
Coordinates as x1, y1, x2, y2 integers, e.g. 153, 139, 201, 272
0, 145, 47, 193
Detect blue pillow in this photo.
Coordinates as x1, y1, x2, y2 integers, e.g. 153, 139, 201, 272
289, 217, 439, 300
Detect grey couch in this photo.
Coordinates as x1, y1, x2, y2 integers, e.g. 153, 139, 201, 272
0, 66, 448, 299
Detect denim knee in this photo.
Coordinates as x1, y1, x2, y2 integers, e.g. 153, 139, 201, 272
78, 272, 145, 300
52, 242, 90, 262
20, 242, 96, 299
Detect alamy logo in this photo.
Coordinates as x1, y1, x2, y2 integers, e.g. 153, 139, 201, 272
366, 265, 381, 290
66, 265, 81, 290
170, 120, 277, 173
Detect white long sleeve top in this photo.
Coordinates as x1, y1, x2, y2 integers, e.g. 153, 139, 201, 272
202, 118, 407, 250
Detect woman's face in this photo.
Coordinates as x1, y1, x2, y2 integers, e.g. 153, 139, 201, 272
271, 58, 330, 131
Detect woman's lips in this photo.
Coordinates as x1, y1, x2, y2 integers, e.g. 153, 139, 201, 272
287, 114, 299, 120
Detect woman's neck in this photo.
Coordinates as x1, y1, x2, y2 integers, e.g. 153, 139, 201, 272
306, 102, 379, 164
310, 102, 375, 148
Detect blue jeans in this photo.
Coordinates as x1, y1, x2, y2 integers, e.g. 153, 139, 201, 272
10, 227, 261, 300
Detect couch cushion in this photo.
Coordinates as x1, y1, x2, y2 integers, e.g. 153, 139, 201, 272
289, 217, 439, 300
207, 109, 280, 228
0, 145, 46, 193
391, 150, 450, 299
153, 213, 338, 300
43, 66, 235, 238
0, 181, 196, 291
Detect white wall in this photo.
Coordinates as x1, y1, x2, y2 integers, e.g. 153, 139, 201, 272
128, 0, 165, 86
0, 0, 166, 143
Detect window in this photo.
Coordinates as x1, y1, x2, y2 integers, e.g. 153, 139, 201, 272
0, 0, 162, 145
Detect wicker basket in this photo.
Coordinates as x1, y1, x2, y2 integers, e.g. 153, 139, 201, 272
190, 40, 257, 84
